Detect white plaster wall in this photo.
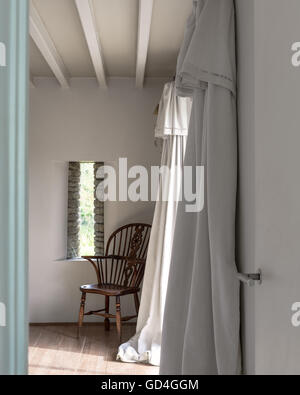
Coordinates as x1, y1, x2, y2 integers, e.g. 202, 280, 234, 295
29, 78, 164, 323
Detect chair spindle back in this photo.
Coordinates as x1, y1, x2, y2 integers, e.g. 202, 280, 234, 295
84, 223, 151, 288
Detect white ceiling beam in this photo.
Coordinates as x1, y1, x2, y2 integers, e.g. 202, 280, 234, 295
75, 0, 107, 88
29, 0, 70, 88
136, 0, 154, 88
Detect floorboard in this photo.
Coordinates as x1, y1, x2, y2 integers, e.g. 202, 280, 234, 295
28, 324, 159, 376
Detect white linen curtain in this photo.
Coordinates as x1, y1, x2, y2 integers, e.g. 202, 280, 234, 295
160, 0, 241, 375
117, 82, 192, 366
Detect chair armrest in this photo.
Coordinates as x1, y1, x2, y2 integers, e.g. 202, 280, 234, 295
81, 255, 123, 262
126, 257, 146, 265
82, 255, 111, 260
81, 255, 146, 286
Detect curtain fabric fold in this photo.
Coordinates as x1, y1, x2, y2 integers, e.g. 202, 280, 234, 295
117, 82, 192, 366
160, 0, 241, 375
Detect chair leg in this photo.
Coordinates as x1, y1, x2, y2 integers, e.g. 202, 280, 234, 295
104, 295, 110, 331
115, 296, 122, 343
134, 293, 140, 315
77, 292, 86, 338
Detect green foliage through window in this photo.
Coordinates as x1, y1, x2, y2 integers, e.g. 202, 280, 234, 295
79, 163, 95, 256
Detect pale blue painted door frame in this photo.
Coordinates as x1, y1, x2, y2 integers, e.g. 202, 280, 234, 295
0, 0, 29, 375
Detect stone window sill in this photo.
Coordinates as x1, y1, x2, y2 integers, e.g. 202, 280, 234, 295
55, 258, 87, 263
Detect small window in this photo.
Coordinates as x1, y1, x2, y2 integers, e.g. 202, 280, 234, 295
67, 162, 104, 259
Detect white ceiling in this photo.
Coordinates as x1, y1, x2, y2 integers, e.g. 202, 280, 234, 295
30, 0, 193, 85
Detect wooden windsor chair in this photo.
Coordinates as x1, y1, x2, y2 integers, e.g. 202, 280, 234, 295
78, 223, 152, 342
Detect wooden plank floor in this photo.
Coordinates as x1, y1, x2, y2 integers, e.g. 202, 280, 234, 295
29, 324, 159, 375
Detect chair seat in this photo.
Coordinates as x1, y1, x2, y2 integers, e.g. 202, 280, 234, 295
80, 283, 140, 296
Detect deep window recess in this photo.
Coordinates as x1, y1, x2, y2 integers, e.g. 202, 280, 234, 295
67, 162, 104, 259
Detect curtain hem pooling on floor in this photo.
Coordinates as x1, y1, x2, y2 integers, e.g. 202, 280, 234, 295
116, 82, 192, 366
